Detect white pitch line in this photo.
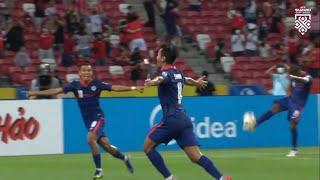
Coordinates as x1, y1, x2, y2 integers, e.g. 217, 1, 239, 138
126, 152, 319, 160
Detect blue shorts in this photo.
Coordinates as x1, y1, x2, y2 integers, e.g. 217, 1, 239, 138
274, 97, 304, 123
148, 112, 199, 148
84, 113, 106, 137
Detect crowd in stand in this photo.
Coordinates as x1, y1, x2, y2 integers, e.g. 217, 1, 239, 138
224, 0, 320, 78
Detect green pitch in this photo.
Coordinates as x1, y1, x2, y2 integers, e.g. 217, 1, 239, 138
0, 147, 318, 180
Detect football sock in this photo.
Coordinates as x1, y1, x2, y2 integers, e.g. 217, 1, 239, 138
146, 149, 171, 178
291, 127, 298, 150
112, 150, 125, 160
257, 110, 273, 126
92, 153, 101, 169
197, 155, 222, 180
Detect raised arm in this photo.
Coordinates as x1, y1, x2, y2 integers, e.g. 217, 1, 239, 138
265, 65, 277, 77
144, 76, 164, 87
27, 88, 63, 99
185, 76, 208, 88
289, 74, 312, 84
111, 85, 144, 92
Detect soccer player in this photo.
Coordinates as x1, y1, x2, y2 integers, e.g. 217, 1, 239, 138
244, 65, 313, 157
27, 62, 143, 179
143, 45, 232, 180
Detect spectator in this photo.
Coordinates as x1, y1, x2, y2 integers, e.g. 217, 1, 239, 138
188, 0, 201, 12
231, 29, 245, 57
126, 13, 147, 52
259, 40, 271, 58
34, 0, 46, 31
162, 2, 180, 43
5, 21, 24, 52
45, 0, 57, 16
89, 8, 102, 34
39, 28, 54, 60
310, 6, 320, 40
302, 39, 320, 77
92, 33, 106, 66
257, 13, 269, 41
14, 47, 31, 68
53, 15, 64, 52
143, 0, 156, 28
269, 7, 282, 33
0, 30, 4, 58
65, 10, 80, 34
61, 33, 76, 67
231, 11, 247, 30
262, 1, 272, 17
75, 27, 91, 58
265, 64, 289, 96
29, 63, 61, 99
244, 0, 257, 23
131, 63, 143, 85
196, 71, 216, 96
245, 24, 258, 56
128, 47, 143, 65
215, 38, 226, 62
286, 29, 298, 64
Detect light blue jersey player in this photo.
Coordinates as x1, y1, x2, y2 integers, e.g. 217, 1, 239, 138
28, 62, 143, 179
143, 45, 232, 180
245, 65, 312, 157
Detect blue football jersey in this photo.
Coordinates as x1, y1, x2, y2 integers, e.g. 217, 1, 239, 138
290, 72, 312, 107
63, 80, 112, 120
158, 65, 185, 116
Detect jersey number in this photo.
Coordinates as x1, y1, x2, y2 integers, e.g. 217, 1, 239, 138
177, 82, 183, 104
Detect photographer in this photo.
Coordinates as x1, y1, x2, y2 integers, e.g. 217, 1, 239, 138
29, 63, 61, 99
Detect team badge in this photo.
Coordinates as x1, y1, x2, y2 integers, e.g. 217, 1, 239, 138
91, 86, 97, 91
295, 6, 312, 35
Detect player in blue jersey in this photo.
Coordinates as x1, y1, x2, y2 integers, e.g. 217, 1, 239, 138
244, 65, 313, 157
27, 62, 143, 179
143, 45, 232, 180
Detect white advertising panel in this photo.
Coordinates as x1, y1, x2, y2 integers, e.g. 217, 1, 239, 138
0, 100, 63, 156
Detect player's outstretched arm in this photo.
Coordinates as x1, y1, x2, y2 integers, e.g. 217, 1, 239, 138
185, 76, 208, 88
144, 76, 164, 87
27, 88, 63, 99
111, 85, 144, 93
289, 74, 312, 84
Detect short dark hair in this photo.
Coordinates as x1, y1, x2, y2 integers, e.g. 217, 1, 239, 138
160, 44, 178, 64
289, 64, 301, 75
77, 61, 92, 68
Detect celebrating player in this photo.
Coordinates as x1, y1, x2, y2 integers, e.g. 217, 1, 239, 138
143, 45, 232, 180
244, 65, 313, 157
27, 62, 143, 179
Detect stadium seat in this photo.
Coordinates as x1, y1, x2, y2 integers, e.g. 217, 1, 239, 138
24, 66, 37, 74
221, 57, 235, 73
196, 34, 211, 51
235, 56, 250, 63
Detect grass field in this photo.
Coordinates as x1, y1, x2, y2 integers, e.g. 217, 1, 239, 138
0, 147, 318, 180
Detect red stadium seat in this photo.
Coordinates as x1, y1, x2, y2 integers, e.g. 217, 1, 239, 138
235, 56, 250, 63
24, 66, 37, 74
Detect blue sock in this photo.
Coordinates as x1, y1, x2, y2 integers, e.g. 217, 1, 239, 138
146, 149, 171, 178
112, 150, 125, 160
291, 128, 298, 150
92, 154, 101, 169
197, 156, 222, 180
257, 110, 274, 126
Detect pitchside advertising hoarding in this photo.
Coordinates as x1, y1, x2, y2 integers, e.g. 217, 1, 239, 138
0, 100, 63, 156
63, 95, 319, 153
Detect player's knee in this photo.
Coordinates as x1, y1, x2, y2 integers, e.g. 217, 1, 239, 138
290, 121, 297, 129
143, 144, 151, 153
271, 104, 280, 113
189, 155, 199, 163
